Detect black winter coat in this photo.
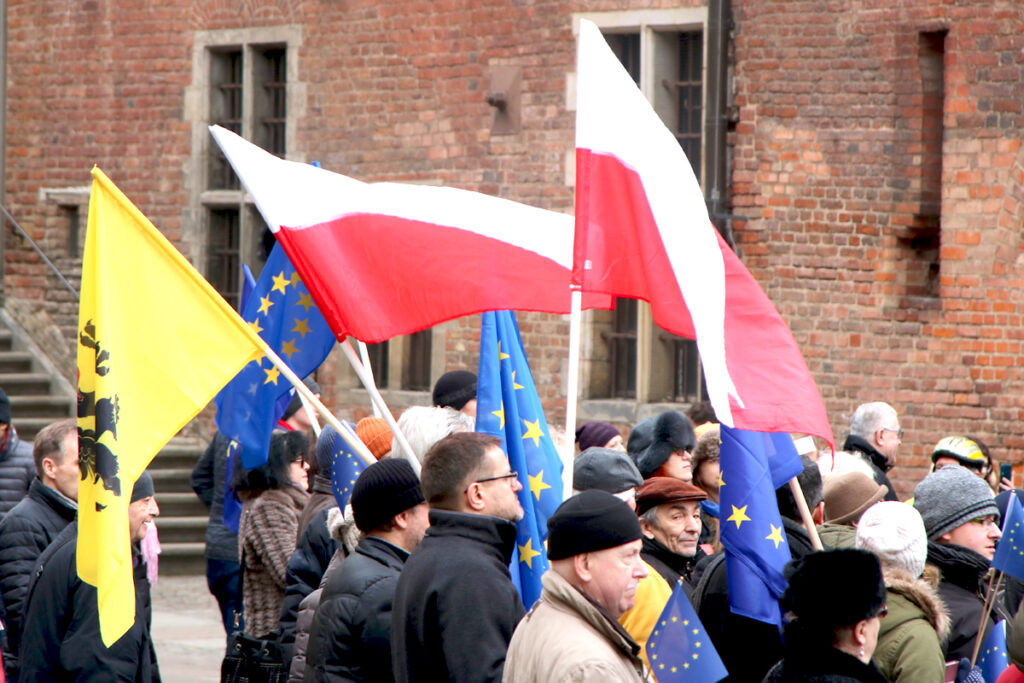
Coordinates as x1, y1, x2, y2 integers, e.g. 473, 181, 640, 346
305, 536, 409, 683
841, 435, 899, 502
278, 494, 341, 663
640, 534, 706, 597
190, 431, 238, 562
0, 477, 77, 663
693, 517, 822, 683
927, 541, 996, 662
18, 522, 160, 682
391, 509, 525, 683
762, 643, 889, 683
0, 431, 34, 519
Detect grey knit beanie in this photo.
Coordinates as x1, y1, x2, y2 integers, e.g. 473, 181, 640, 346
913, 465, 998, 540
855, 501, 928, 579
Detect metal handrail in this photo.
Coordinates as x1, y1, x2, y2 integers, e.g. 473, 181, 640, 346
1, 203, 80, 300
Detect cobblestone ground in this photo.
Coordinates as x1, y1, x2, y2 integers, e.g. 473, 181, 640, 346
151, 575, 225, 682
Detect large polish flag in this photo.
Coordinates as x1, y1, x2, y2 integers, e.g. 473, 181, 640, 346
210, 126, 610, 343
574, 19, 832, 445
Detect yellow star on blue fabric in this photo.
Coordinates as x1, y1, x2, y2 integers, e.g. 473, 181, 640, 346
765, 524, 785, 549
498, 342, 510, 361
263, 366, 280, 385
518, 538, 541, 568
257, 295, 274, 316
296, 292, 315, 312
248, 318, 263, 335
522, 419, 543, 447
280, 339, 299, 361
511, 370, 524, 390
727, 505, 751, 529
529, 471, 550, 500
491, 403, 505, 429
292, 318, 312, 338
271, 272, 290, 294
289, 271, 302, 286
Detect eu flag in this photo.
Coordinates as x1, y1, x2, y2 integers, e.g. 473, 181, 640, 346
993, 494, 1024, 580
325, 422, 369, 509
214, 241, 336, 468
475, 311, 563, 608
718, 425, 802, 625
646, 581, 728, 682
978, 620, 1009, 682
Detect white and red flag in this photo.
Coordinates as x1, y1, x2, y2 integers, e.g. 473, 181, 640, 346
574, 19, 832, 445
210, 125, 609, 343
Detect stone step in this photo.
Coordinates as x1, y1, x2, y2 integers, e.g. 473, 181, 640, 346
155, 491, 208, 518
152, 441, 205, 470
9, 394, 75, 418
0, 330, 13, 353
158, 542, 207, 577
155, 516, 209, 544
150, 468, 200, 495
0, 351, 34, 374
0, 373, 52, 396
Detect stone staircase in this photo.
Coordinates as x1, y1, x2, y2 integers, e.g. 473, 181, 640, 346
0, 313, 210, 576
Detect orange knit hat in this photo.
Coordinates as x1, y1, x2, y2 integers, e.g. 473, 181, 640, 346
356, 417, 393, 460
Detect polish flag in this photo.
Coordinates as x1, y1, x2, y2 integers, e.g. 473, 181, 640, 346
210, 126, 609, 343
574, 19, 832, 444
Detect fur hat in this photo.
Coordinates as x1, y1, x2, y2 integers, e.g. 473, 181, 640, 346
431, 370, 477, 411
575, 422, 621, 452
823, 472, 888, 525
781, 549, 887, 629
913, 465, 999, 540
691, 425, 721, 482
574, 447, 642, 494
855, 501, 928, 579
632, 411, 696, 479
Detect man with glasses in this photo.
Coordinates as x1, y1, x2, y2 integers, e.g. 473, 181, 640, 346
842, 402, 901, 501
391, 432, 525, 683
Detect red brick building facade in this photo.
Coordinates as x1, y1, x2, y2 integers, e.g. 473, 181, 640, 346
3, 0, 1022, 496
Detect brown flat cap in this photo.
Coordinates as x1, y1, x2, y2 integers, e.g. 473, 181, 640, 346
635, 476, 707, 516
824, 472, 888, 525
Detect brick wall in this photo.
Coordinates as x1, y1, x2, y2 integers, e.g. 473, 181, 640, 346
4, 0, 1023, 495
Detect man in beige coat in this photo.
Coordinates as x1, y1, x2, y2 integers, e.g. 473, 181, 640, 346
504, 490, 650, 682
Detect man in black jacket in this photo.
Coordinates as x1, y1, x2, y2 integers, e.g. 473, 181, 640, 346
19, 472, 161, 682
391, 432, 526, 683
0, 418, 78, 678
306, 458, 428, 682
0, 387, 36, 520
635, 476, 707, 592
842, 401, 901, 501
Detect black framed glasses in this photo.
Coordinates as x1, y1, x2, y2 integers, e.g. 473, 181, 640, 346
475, 471, 518, 485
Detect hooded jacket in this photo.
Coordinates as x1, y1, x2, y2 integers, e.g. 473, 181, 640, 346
504, 569, 647, 682
874, 567, 951, 683
18, 522, 160, 682
841, 435, 899, 502
391, 509, 525, 683
0, 476, 77, 669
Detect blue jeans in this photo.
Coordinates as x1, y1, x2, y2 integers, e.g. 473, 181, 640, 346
206, 558, 243, 638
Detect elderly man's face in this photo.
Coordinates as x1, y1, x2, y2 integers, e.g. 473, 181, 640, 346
128, 495, 160, 543
583, 539, 647, 619
642, 501, 702, 557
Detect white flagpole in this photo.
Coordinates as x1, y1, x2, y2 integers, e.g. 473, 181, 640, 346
562, 288, 583, 500
357, 340, 383, 418
296, 390, 322, 437
339, 339, 420, 475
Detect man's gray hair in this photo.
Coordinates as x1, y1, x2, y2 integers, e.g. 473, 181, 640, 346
849, 402, 898, 439
392, 405, 475, 463
639, 506, 661, 530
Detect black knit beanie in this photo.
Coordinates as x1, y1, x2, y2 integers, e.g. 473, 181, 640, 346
431, 370, 477, 411
351, 458, 424, 533
547, 490, 642, 560
283, 376, 321, 421
131, 471, 154, 503
0, 388, 11, 425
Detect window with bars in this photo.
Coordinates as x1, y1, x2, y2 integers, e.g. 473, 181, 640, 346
204, 42, 288, 308
596, 24, 708, 405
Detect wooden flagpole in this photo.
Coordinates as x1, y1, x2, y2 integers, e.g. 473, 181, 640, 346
561, 288, 583, 501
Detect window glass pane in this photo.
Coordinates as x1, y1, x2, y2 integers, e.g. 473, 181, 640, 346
402, 330, 432, 391
208, 208, 241, 309
254, 47, 287, 157
604, 33, 641, 85
209, 49, 243, 190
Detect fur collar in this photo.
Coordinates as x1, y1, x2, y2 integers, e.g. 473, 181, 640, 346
884, 568, 951, 643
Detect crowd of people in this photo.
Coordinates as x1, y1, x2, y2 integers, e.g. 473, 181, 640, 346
2, 371, 1024, 682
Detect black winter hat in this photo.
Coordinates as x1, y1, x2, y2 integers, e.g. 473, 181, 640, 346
780, 548, 886, 629
131, 471, 155, 503
0, 387, 11, 425
547, 490, 642, 560
633, 411, 696, 479
351, 458, 424, 533
282, 376, 321, 421
431, 370, 477, 411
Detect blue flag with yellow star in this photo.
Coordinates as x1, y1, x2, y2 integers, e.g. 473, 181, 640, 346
646, 580, 728, 682
214, 241, 336, 468
326, 422, 368, 510
993, 494, 1024, 580
978, 619, 1008, 682
718, 424, 802, 625
475, 310, 563, 609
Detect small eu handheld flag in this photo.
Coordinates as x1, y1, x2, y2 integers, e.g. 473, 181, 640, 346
646, 581, 728, 682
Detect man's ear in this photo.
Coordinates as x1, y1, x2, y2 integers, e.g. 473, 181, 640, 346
40, 456, 56, 480
464, 481, 486, 513
573, 552, 593, 584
